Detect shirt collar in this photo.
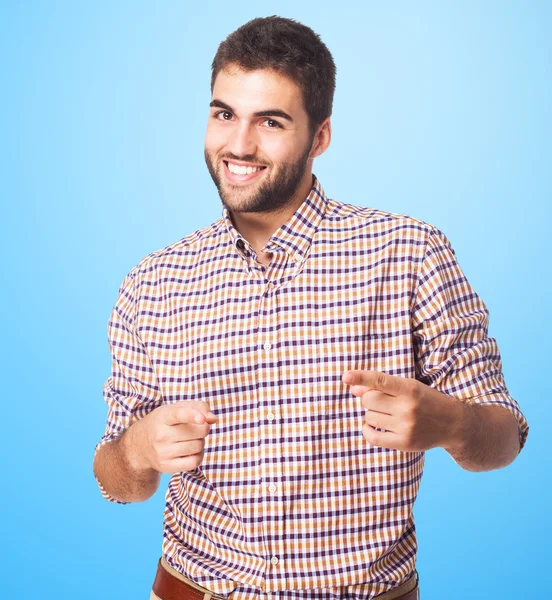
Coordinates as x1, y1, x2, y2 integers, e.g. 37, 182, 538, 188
222, 175, 329, 265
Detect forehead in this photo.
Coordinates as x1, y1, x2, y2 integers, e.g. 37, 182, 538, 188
212, 65, 307, 117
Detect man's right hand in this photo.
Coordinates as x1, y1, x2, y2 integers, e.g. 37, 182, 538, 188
125, 401, 217, 474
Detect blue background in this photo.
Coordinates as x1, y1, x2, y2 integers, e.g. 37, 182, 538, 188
2, 1, 549, 598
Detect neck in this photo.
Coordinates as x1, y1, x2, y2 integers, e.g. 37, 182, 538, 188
229, 173, 314, 252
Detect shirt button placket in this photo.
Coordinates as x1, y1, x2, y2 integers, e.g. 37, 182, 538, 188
257, 279, 285, 590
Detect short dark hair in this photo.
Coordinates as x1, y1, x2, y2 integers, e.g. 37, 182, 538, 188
211, 16, 336, 133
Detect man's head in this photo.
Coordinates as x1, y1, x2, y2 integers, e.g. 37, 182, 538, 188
211, 16, 336, 136
204, 16, 335, 216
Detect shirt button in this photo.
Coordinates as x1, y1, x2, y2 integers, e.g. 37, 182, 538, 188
267, 413, 275, 422
268, 484, 277, 493
270, 556, 279, 565
264, 343, 272, 350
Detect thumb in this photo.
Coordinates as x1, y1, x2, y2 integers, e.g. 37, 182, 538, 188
343, 370, 401, 396
348, 385, 371, 397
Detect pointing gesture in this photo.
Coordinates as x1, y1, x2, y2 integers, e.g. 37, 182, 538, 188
127, 401, 218, 474
342, 370, 462, 452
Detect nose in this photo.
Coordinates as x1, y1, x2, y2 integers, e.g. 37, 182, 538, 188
227, 121, 257, 158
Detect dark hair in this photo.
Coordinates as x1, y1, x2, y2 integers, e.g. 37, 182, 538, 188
211, 16, 336, 133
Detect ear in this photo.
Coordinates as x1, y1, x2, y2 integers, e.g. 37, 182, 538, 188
309, 118, 332, 159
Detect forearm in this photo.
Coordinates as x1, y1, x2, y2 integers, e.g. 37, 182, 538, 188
93, 425, 161, 503
444, 400, 521, 472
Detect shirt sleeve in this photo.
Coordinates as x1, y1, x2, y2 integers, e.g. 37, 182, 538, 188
411, 226, 529, 451
94, 270, 164, 502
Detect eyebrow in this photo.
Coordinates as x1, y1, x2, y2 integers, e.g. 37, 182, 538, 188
209, 99, 294, 122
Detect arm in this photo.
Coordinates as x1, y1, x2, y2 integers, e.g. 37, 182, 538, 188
342, 226, 528, 470
94, 271, 216, 503
410, 226, 528, 458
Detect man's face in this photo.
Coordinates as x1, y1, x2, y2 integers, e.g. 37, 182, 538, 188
204, 65, 315, 214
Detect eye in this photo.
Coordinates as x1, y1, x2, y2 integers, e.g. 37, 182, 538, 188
262, 119, 282, 129
215, 110, 233, 121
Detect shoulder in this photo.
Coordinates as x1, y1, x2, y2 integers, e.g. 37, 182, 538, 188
324, 197, 437, 241
124, 218, 225, 281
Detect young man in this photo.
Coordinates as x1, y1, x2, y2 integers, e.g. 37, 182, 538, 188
94, 16, 528, 600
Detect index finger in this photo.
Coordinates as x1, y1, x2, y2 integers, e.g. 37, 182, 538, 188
342, 370, 402, 396
165, 402, 217, 426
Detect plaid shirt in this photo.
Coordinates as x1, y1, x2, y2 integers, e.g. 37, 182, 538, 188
96, 177, 528, 599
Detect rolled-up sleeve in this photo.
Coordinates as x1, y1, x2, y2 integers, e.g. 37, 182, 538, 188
412, 227, 529, 451
95, 269, 163, 502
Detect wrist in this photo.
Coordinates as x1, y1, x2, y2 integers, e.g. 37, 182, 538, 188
441, 395, 470, 453
122, 421, 155, 473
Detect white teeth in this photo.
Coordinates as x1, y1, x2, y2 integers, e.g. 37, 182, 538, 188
227, 162, 263, 175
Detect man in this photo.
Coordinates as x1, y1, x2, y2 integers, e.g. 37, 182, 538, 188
94, 16, 528, 600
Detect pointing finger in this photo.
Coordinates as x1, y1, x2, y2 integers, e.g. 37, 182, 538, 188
165, 402, 217, 426
342, 370, 401, 396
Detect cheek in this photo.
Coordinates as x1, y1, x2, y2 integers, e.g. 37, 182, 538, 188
262, 137, 301, 166
204, 125, 226, 155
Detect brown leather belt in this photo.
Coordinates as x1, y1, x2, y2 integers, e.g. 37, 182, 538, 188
152, 558, 419, 600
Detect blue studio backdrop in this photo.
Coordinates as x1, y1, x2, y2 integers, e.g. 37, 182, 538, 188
2, 1, 549, 599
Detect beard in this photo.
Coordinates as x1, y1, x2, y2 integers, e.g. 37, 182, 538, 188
204, 142, 313, 214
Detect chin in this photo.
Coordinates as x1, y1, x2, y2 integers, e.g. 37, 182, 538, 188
220, 179, 265, 209
221, 195, 261, 214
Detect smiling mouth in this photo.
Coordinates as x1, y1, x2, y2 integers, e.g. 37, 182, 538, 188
223, 160, 267, 183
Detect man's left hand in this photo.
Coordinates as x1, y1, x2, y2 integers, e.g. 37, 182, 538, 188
342, 370, 463, 452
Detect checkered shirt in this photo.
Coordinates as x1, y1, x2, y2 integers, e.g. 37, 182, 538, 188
96, 177, 528, 599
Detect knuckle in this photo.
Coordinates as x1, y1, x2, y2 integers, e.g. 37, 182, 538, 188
402, 396, 418, 417
362, 423, 378, 445
376, 373, 387, 389
407, 382, 420, 400
149, 427, 165, 445
365, 412, 378, 429
402, 404, 416, 420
